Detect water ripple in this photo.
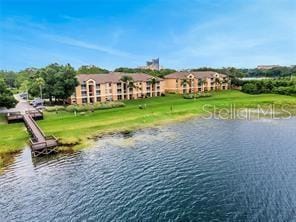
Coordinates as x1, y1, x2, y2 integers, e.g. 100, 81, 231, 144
1, 118, 296, 221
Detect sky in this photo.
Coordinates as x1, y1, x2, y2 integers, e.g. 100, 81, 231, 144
0, 0, 295, 71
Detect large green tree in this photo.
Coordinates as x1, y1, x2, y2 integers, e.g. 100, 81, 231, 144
37, 63, 79, 103
0, 70, 18, 88
0, 78, 17, 108
77, 65, 109, 74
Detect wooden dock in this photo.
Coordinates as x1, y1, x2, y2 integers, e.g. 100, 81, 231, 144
6, 111, 58, 157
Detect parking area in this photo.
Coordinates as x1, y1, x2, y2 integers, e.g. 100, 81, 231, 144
1, 94, 37, 114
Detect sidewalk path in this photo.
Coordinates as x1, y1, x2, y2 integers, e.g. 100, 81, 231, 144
0, 94, 36, 114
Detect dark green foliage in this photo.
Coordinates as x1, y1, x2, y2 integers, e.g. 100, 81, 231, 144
77, 65, 109, 74
241, 79, 296, 95
241, 83, 259, 94
114, 67, 176, 78
248, 66, 296, 78
0, 70, 18, 88
192, 66, 296, 78
0, 78, 17, 108
37, 63, 79, 103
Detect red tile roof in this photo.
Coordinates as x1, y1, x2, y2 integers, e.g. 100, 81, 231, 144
77, 72, 162, 84
164, 71, 227, 79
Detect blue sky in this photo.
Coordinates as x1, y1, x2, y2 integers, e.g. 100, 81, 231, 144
0, 0, 295, 71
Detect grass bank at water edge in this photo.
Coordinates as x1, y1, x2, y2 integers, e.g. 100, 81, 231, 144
1, 90, 295, 161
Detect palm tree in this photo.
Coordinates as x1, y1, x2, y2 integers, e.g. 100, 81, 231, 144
120, 75, 133, 100
222, 78, 229, 90
150, 78, 159, 96
35, 77, 45, 99
181, 79, 190, 94
20, 80, 30, 100
214, 78, 221, 91
198, 79, 207, 93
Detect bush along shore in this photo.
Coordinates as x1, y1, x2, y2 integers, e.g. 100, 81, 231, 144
241, 79, 296, 96
1, 90, 296, 170
183, 92, 212, 99
45, 101, 125, 113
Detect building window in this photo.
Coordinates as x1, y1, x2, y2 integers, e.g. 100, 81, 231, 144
96, 97, 101, 102
96, 84, 100, 88
82, 98, 87, 103
117, 95, 122, 100
109, 83, 112, 87
81, 84, 86, 90
82, 92, 87, 96
96, 90, 100, 95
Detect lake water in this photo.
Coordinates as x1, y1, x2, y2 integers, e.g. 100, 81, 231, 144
1, 118, 296, 221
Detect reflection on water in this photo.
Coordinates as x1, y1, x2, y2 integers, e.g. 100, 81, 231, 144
1, 118, 296, 221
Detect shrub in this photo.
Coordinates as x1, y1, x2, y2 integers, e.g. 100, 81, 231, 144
183, 93, 212, 99
183, 94, 195, 99
76, 105, 89, 112
242, 83, 259, 94
45, 106, 65, 112
197, 92, 212, 98
93, 101, 125, 110
274, 86, 296, 96
61, 101, 125, 113
241, 79, 296, 95
65, 105, 78, 112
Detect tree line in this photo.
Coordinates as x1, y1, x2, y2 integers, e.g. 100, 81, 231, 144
1, 64, 295, 108
114, 67, 176, 78
0, 78, 17, 108
191, 66, 296, 78
241, 78, 296, 96
0, 63, 79, 108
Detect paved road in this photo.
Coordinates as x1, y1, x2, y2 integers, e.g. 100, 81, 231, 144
0, 94, 36, 114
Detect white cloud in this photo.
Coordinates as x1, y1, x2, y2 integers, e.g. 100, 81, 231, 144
163, 0, 296, 68
44, 34, 133, 58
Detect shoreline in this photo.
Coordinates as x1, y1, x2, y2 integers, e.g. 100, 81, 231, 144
1, 91, 296, 170
1, 111, 295, 173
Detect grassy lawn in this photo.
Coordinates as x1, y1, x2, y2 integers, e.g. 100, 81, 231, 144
1, 90, 296, 157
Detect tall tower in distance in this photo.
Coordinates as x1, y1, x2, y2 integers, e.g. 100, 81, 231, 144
146, 58, 160, 70
139, 58, 160, 70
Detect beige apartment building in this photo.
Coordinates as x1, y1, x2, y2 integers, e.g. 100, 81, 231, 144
70, 72, 165, 104
164, 71, 229, 94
